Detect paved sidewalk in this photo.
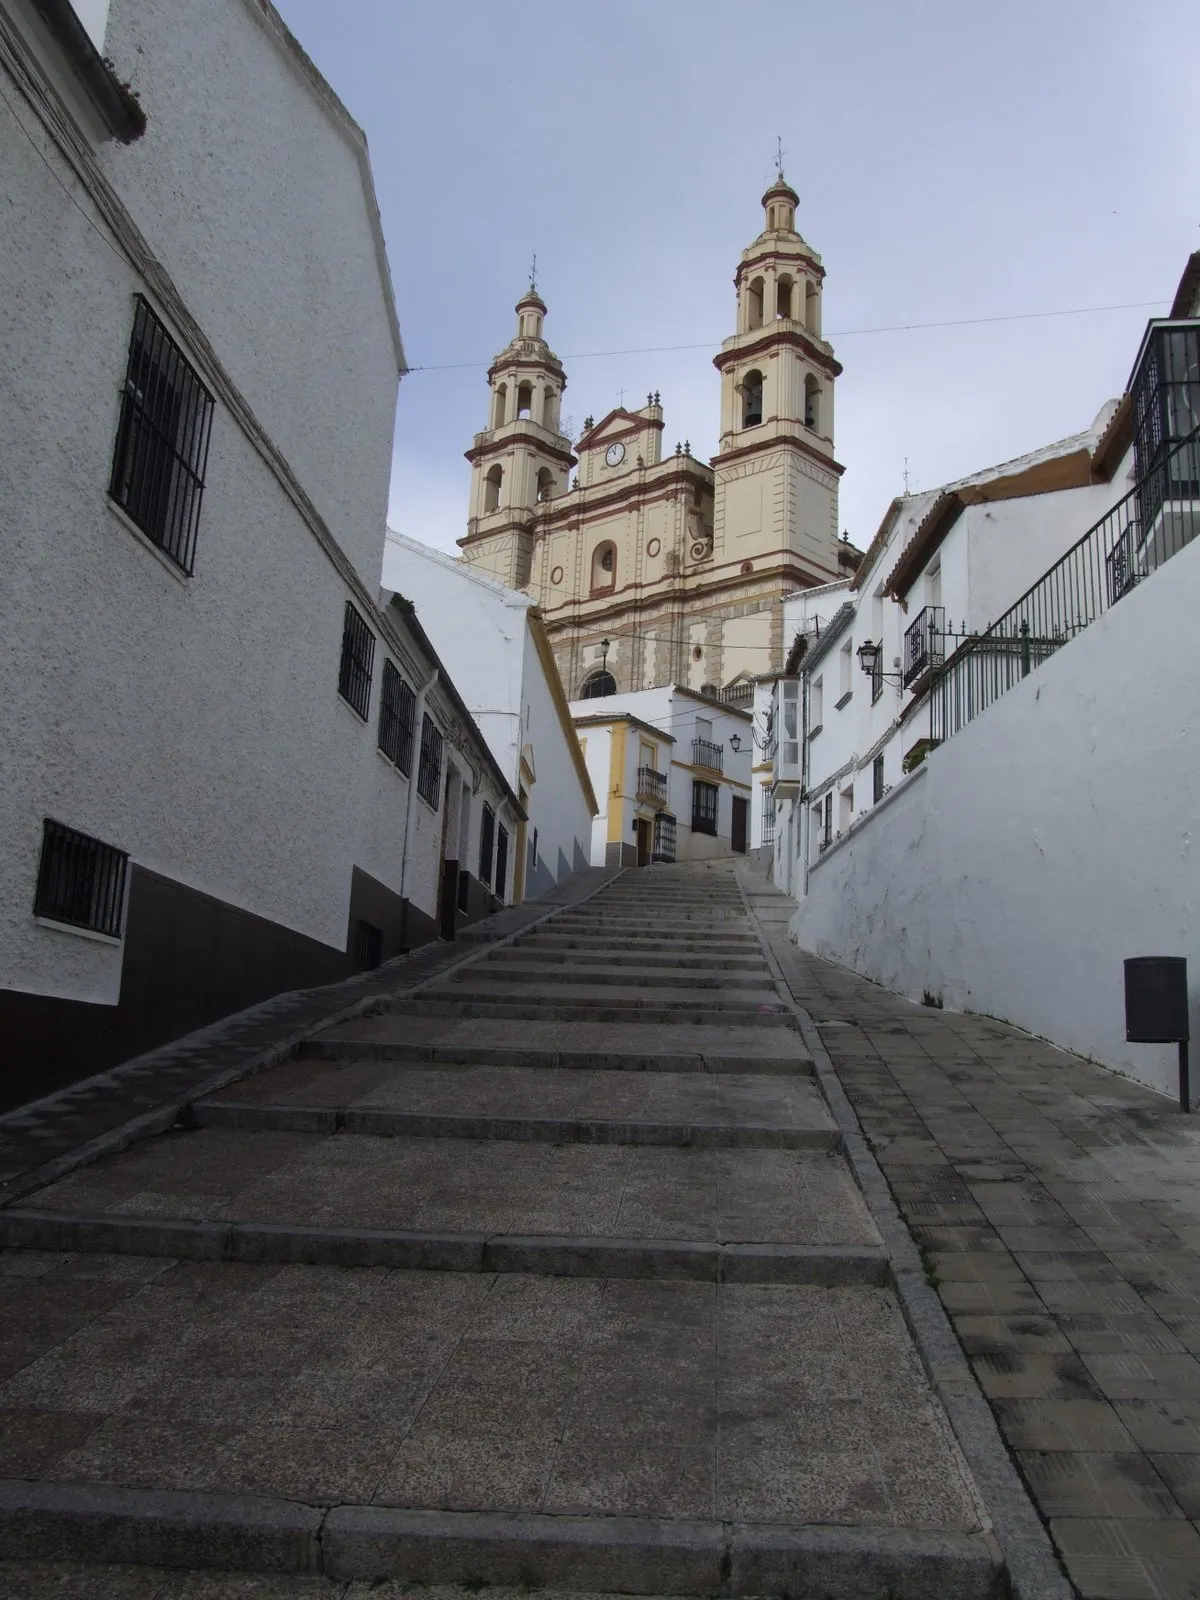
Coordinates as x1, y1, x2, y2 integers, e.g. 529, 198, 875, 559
744, 869, 1200, 1600
0, 870, 617, 1200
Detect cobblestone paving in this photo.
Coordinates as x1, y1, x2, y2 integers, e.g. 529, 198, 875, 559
742, 867, 1200, 1600
0, 862, 997, 1598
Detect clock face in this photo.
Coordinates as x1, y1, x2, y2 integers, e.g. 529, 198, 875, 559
604, 442, 626, 468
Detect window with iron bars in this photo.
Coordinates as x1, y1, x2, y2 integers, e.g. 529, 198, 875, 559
354, 919, 383, 971
478, 803, 496, 887
495, 824, 509, 900
417, 714, 443, 807
34, 819, 129, 939
692, 780, 719, 836
110, 296, 215, 574
377, 660, 416, 772
873, 753, 885, 804
338, 602, 375, 720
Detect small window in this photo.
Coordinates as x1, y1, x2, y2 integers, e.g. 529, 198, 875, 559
839, 639, 853, 700
483, 464, 502, 513
747, 277, 764, 330
776, 277, 793, 319
417, 713, 443, 807
591, 542, 616, 591
492, 384, 507, 428
692, 780, 719, 836
479, 803, 496, 887
110, 296, 215, 574
338, 601, 375, 720
804, 374, 820, 431
517, 383, 533, 419
34, 819, 128, 938
873, 753, 885, 804
495, 824, 509, 901
810, 675, 824, 730
536, 467, 554, 503
742, 370, 763, 429
378, 660, 416, 773
354, 919, 383, 971
580, 670, 615, 698
823, 792, 833, 845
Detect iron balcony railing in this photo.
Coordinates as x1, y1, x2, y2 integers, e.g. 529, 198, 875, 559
652, 813, 677, 863
636, 765, 667, 804
692, 737, 724, 772
718, 680, 754, 710
903, 605, 946, 689
931, 427, 1200, 744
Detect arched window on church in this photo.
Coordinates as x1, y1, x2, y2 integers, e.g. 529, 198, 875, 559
742, 370, 764, 429
543, 389, 558, 429
806, 281, 819, 333
493, 384, 507, 428
517, 383, 533, 420
776, 277, 793, 320
747, 277, 764, 331
483, 464, 502, 513
580, 671, 616, 699
536, 468, 554, 503
804, 374, 820, 432
591, 541, 616, 592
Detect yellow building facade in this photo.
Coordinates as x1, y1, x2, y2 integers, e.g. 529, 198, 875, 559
459, 178, 858, 700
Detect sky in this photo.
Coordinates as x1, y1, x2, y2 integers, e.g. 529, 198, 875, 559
276, 0, 1199, 559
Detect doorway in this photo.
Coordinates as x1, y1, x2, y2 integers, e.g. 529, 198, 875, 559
731, 795, 748, 854
635, 817, 652, 867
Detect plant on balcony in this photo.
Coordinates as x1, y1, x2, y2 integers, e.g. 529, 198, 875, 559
902, 738, 940, 775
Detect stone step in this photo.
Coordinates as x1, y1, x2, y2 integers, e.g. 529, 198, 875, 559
430, 980, 779, 1009
24, 1130, 875, 1249
393, 996, 794, 1027
0, 1210, 887, 1284
303, 1015, 814, 1074
486, 947, 768, 971
458, 964, 774, 991
519, 935, 761, 956
200, 1060, 837, 1140
0, 1273, 995, 1596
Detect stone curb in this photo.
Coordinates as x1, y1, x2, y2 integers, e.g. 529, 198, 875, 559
734, 867, 1073, 1600
0, 1480, 1002, 1597
0, 868, 624, 1209
0, 1209, 889, 1284
193, 1100, 842, 1150
296, 1040, 815, 1076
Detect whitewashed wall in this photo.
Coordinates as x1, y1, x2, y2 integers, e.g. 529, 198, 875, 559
520, 628, 593, 893
793, 535, 1200, 1097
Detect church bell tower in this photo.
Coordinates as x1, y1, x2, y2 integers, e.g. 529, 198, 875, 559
711, 176, 844, 587
459, 286, 577, 589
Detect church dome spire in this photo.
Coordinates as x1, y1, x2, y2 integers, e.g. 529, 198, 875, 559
760, 176, 799, 235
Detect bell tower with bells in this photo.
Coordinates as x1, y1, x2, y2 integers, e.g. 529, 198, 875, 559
460, 263, 577, 589
711, 145, 844, 588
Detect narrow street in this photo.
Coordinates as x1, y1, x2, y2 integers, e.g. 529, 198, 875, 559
0, 862, 1014, 1598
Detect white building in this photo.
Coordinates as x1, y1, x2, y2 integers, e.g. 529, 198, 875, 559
0, 0, 521, 1110
765, 402, 1134, 900
382, 532, 597, 900
569, 687, 753, 867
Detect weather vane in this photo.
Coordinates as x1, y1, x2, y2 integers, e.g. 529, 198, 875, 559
529, 252, 537, 292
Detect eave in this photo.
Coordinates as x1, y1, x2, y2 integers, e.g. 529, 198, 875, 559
30, 0, 144, 141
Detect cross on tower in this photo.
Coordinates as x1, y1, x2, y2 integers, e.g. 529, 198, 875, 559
774, 135, 785, 179
529, 252, 537, 291
616, 387, 627, 408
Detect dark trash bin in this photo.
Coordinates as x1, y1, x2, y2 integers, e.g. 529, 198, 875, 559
1124, 957, 1190, 1111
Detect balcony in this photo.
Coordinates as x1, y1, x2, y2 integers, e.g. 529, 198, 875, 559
692, 738, 724, 773
903, 605, 946, 689
636, 765, 667, 805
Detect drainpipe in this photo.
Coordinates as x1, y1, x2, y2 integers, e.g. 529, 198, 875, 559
399, 665, 439, 934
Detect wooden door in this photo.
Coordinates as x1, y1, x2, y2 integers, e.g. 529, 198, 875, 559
731, 795, 748, 854
636, 818, 652, 867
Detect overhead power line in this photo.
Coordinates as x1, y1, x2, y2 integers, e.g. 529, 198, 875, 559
406, 298, 1166, 374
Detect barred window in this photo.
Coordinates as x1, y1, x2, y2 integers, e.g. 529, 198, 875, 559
338, 602, 375, 720
378, 660, 416, 772
417, 714, 443, 807
109, 296, 214, 574
692, 780, 719, 837
478, 803, 496, 887
34, 819, 128, 938
495, 824, 509, 901
354, 919, 382, 971
873, 753, 885, 804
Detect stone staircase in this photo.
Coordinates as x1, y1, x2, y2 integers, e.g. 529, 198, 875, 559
0, 860, 1002, 1596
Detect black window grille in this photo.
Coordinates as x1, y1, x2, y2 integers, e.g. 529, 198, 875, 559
652, 812, 677, 863
34, 819, 128, 938
495, 824, 509, 901
378, 660, 416, 771
417, 714, 443, 807
478, 803, 496, 886
873, 753, 885, 804
692, 780, 719, 836
823, 792, 833, 845
110, 296, 214, 574
354, 919, 383, 971
581, 671, 616, 698
338, 602, 375, 720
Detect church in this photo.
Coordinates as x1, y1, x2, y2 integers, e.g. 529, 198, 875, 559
458, 176, 861, 701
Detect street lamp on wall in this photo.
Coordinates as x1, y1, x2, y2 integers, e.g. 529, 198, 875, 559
728, 733, 743, 753
856, 639, 903, 687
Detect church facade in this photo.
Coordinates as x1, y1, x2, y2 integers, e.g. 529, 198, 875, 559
458, 178, 857, 700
